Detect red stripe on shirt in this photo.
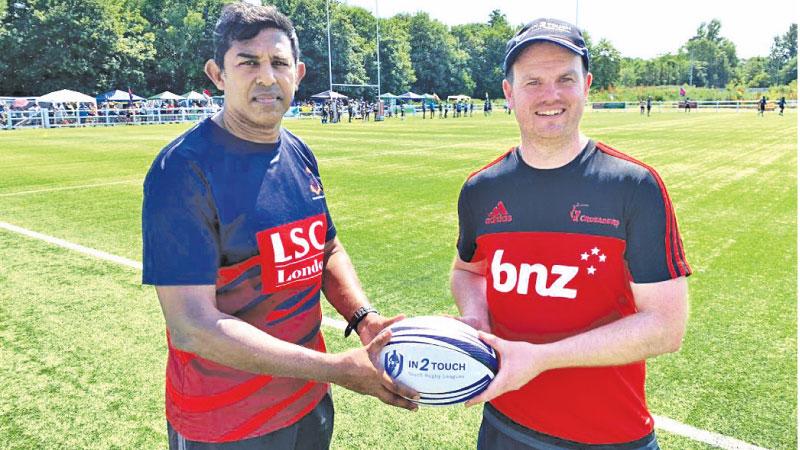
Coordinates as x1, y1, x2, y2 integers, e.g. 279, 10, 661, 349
468, 147, 515, 180
217, 255, 261, 287
220, 381, 318, 442
166, 374, 273, 413
595, 142, 690, 278
265, 281, 321, 322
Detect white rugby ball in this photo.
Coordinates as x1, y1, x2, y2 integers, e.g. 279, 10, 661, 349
379, 316, 498, 406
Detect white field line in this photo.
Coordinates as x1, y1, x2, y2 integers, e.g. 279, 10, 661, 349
0, 179, 140, 197
0, 220, 771, 450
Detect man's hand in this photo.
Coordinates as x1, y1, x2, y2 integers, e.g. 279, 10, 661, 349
332, 330, 419, 411
464, 331, 544, 407
356, 313, 406, 345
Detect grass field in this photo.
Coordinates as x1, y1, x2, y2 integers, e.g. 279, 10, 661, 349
0, 110, 796, 449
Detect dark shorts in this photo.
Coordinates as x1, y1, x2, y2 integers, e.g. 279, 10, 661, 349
478, 403, 660, 450
168, 393, 334, 450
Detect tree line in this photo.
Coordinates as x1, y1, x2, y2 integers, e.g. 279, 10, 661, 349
0, 0, 795, 98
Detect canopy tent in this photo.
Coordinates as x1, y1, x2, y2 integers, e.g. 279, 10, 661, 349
183, 91, 209, 101
398, 91, 423, 101
422, 93, 441, 102
310, 90, 348, 100
447, 94, 472, 101
378, 92, 398, 99
96, 89, 144, 103
148, 91, 185, 101
36, 89, 96, 104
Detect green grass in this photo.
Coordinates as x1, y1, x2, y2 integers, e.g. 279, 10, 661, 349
0, 110, 795, 449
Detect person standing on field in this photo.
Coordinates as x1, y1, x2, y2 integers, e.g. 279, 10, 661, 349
451, 18, 690, 450
142, 4, 417, 449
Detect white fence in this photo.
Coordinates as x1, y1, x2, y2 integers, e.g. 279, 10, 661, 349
1, 100, 795, 130
0, 106, 220, 130
588, 99, 796, 112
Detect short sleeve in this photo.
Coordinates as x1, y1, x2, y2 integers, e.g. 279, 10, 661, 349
456, 184, 479, 262
142, 150, 220, 285
624, 172, 691, 283
295, 138, 337, 242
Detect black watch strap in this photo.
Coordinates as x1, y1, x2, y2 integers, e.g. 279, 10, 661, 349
344, 306, 379, 337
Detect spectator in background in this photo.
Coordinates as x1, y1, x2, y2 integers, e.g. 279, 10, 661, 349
646, 96, 652, 116
758, 96, 767, 116
777, 96, 786, 116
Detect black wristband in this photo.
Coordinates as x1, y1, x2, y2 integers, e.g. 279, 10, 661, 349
344, 306, 379, 338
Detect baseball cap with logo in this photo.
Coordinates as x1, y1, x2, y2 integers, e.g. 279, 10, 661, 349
503, 18, 590, 75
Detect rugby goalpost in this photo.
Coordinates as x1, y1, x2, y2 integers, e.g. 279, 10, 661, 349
325, 0, 384, 119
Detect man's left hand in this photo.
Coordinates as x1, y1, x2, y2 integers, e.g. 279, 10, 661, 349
357, 313, 406, 345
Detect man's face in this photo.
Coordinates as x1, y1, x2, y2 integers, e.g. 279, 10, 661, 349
208, 28, 305, 129
503, 42, 591, 142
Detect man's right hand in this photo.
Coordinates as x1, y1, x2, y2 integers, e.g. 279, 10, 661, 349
331, 330, 419, 411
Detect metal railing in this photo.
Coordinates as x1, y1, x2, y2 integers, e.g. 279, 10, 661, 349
1, 106, 221, 130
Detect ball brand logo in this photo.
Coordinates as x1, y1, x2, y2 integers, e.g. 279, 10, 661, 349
569, 202, 620, 228
409, 359, 467, 372
256, 214, 327, 293
491, 250, 578, 299
384, 349, 404, 378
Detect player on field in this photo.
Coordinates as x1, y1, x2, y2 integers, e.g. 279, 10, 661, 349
450, 18, 690, 450
142, 4, 417, 449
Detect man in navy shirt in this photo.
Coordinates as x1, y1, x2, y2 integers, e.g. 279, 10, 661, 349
142, 4, 416, 449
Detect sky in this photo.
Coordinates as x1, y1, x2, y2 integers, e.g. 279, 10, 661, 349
342, 0, 798, 59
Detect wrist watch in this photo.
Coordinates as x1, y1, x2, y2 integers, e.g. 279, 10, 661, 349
344, 305, 380, 337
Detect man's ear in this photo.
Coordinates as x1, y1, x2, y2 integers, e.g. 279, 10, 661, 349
205, 59, 225, 91
584, 72, 593, 97
502, 78, 514, 110
294, 61, 306, 91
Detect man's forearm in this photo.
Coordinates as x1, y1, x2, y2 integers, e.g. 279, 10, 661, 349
534, 308, 685, 373
321, 242, 370, 319
171, 310, 349, 384
451, 268, 487, 317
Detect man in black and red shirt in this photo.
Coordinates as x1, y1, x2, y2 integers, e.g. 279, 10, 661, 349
451, 18, 691, 449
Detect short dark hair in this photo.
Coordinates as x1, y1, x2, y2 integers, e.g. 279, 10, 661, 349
213, 3, 300, 71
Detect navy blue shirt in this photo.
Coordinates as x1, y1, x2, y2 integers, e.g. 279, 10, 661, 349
141, 118, 335, 442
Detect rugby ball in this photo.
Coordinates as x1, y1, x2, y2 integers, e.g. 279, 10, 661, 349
378, 316, 498, 406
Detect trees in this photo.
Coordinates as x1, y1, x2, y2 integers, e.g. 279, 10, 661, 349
768, 23, 797, 86
138, 0, 221, 96
377, 17, 415, 95
682, 19, 738, 88
402, 12, 473, 96
589, 39, 621, 90
0, 0, 155, 95
452, 10, 511, 99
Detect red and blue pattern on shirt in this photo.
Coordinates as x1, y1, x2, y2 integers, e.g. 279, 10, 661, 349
143, 120, 335, 442
457, 141, 691, 444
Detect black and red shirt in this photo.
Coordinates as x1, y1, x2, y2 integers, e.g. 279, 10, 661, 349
457, 140, 691, 444
142, 119, 334, 442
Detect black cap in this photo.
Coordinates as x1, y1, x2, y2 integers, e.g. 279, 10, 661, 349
503, 18, 590, 75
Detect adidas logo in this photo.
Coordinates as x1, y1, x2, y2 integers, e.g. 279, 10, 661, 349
485, 201, 513, 224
